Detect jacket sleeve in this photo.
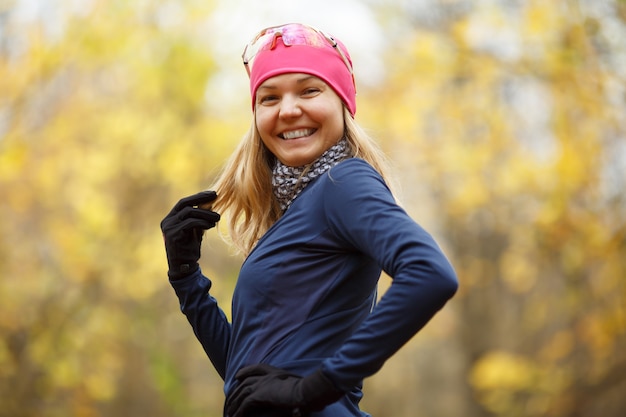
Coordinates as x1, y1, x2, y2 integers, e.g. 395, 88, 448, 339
320, 159, 458, 391
169, 269, 231, 380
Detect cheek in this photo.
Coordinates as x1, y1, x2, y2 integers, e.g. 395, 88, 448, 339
321, 98, 345, 135
327, 110, 345, 138
254, 109, 272, 136
254, 114, 275, 152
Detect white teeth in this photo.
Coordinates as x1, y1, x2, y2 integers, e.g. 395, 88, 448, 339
282, 129, 314, 140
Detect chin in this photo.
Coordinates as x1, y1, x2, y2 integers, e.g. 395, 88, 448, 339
279, 155, 317, 167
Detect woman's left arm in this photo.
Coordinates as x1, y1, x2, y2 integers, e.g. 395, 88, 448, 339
321, 159, 459, 391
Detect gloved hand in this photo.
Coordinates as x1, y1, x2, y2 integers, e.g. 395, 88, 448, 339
160, 191, 220, 280
225, 364, 344, 417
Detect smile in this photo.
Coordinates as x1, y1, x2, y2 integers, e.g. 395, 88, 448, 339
279, 128, 316, 140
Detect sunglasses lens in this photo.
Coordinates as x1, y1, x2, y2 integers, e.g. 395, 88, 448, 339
242, 27, 281, 64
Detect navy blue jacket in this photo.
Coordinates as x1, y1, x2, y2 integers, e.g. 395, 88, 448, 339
170, 158, 458, 416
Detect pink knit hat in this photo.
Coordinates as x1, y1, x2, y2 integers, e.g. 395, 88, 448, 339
245, 24, 357, 116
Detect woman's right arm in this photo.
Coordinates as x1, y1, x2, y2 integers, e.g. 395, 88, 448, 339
160, 191, 230, 379
170, 270, 231, 380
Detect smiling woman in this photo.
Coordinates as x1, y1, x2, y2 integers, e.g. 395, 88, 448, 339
160, 22, 458, 417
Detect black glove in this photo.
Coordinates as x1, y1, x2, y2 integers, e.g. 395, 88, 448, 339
226, 364, 344, 417
160, 191, 220, 280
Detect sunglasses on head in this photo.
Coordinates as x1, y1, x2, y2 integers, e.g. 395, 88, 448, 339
241, 23, 354, 77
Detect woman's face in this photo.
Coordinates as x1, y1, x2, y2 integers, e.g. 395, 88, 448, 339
254, 73, 345, 167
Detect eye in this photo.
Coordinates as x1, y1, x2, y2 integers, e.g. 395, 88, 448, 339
302, 87, 321, 97
258, 95, 279, 105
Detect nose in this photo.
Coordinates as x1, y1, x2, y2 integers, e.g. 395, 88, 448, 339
278, 95, 302, 118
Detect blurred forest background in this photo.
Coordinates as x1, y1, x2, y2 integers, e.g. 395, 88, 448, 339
1, 0, 625, 416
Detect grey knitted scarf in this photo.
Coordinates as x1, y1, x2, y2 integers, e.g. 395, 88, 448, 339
272, 138, 351, 211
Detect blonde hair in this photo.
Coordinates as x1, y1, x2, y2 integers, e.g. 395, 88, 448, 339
209, 107, 395, 256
